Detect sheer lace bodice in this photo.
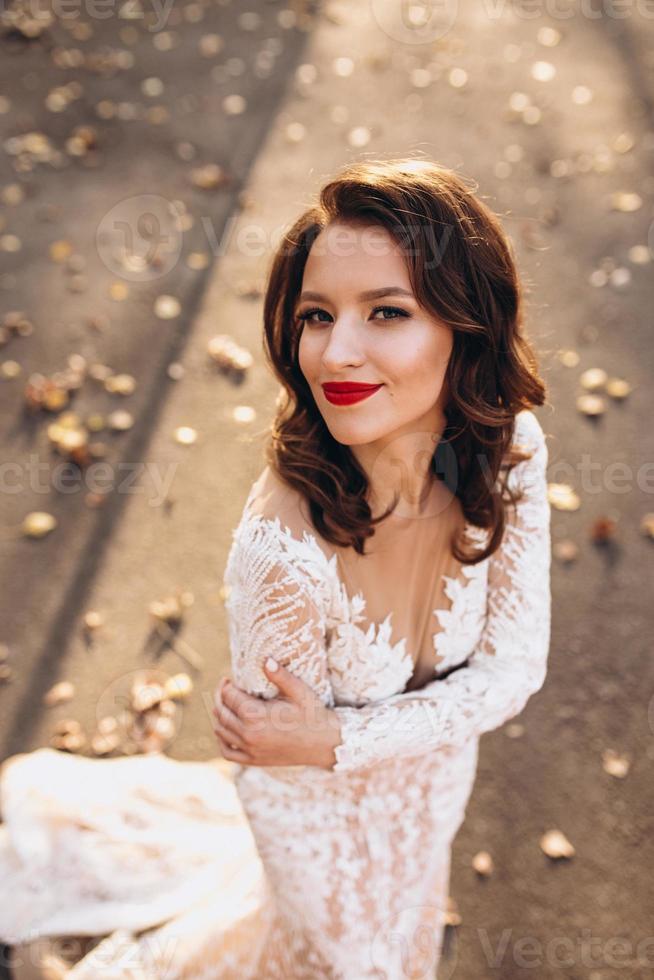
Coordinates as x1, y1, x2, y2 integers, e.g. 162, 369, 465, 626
224, 408, 551, 772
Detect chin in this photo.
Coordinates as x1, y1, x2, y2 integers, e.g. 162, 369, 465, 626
324, 422, 385, 447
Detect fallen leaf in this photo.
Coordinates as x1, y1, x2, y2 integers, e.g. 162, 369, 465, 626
579, 367, 608, 391
164, 673, 193, 700
589, 516, 617, 544
576, 393, 606, 417
43, 680, 75, 706
173, 425, 198, 445
548, 484, 580, 512
22, 511, 58, 538
602, 749, 630, 779
154, 294, 181, 319
540, 829, 575, 859
472, 851, 494, 877
553, 539, 579, 563
640, 513, 654, 539
606, 378, 631, 399
610, 191, 642, 212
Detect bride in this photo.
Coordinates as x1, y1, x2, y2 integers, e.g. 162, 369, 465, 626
0, 157, 551, 979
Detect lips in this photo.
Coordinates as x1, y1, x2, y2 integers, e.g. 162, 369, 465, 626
321, 382, 383, 406
322, 382, 382, 393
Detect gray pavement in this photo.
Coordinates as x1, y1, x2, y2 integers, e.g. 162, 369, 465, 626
1, 1, 654, 978
0, 0, 311, 753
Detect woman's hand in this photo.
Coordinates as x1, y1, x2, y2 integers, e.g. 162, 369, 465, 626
212, 657, 342, 770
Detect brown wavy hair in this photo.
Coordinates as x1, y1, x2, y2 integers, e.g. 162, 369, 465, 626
260, 157, 547, 562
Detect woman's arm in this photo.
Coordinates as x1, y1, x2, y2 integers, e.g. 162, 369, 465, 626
330, 410, 551, 773
222, 501, 334, 706
217, 492, 343, 767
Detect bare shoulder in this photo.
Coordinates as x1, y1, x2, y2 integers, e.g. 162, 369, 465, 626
246, 465, 316, 539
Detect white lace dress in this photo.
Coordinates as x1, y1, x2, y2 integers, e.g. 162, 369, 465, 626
0, 409, 551, 980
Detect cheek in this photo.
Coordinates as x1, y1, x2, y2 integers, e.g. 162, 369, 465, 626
297, 331, 317, 379
381, 330, 450, 390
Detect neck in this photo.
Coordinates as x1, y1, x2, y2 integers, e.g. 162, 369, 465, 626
359, 430, 447, 521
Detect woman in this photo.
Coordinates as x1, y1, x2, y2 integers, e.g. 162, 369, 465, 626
0, 157, 551, 979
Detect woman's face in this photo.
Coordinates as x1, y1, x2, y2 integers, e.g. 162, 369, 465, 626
297, 221, 454, 457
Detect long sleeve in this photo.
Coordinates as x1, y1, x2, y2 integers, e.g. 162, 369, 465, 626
222, 506, 334, 709
331, 411, 551, 773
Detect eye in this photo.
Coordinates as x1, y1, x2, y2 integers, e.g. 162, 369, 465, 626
296, 307, 331, 324
371, 305, 410, 321
296, 305, 410, 325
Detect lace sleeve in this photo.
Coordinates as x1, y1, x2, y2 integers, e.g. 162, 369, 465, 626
223, 510, 334, 708
331, 411, 551, 773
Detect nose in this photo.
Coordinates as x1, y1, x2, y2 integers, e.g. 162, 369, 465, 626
320, 314, 365, 372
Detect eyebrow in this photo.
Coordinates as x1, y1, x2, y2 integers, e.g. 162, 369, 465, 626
297, 286, 414, 303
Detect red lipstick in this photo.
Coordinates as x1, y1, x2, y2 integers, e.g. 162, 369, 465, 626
321, 382, 383, 406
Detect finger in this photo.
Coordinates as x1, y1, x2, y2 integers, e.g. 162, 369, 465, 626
213, 677, 230, 710
220, 680, 256, 715
212, 714, 247, 752
213, 699, 245, 740
214, 730, 251, 764
262, 659, 309, 702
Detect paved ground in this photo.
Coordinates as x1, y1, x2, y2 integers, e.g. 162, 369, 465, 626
1, 0, 653, 977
